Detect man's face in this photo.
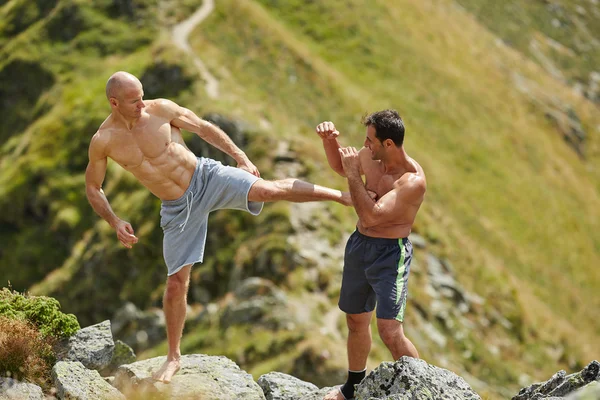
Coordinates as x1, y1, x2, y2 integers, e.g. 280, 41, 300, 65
364, 125, 384, 160
114, 84, 145, 118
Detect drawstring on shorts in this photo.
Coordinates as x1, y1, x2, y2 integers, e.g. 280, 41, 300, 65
178, 192, 194, 232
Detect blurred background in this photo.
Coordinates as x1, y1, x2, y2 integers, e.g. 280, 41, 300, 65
1, 0, 599, 399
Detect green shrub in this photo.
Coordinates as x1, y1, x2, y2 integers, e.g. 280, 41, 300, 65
0, 287, 79, 338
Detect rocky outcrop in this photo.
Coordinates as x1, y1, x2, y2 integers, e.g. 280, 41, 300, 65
513, 360, 600, 400
355, 357, 481, 400
113, 355, 265, 400
3, 316, 599, 400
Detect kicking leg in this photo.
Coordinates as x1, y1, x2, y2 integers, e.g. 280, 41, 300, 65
248, 179, 352, 206
153, 265, 192, 383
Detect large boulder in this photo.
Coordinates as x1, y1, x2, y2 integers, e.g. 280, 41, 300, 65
56, 320, 114, 371
113, 354, 266, 400
354, 356, 481, 400
52, 361, 125, 400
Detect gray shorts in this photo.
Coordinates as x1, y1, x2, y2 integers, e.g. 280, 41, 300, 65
338, 230, 413, 321
160, 157, 263, 276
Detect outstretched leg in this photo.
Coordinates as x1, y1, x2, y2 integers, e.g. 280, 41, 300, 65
377, 318, 419, 360
324, 312, 372, 400
248, 179, 352, 206
153, 265, 192, 383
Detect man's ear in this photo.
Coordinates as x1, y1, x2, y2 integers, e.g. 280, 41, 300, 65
109, 97, 118, 107
384, 138, 394, 148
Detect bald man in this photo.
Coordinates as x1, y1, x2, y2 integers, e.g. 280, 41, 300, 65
85, 71, 351, 382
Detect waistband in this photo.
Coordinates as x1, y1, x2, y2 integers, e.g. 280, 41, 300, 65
161, 157, 202, 206
353, 229, 409, 245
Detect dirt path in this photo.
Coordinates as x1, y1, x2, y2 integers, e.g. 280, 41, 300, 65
172, 0, 219, 98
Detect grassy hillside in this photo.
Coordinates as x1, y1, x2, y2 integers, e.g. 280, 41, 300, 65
192, 0, 600, 337
1, 0, 599, 399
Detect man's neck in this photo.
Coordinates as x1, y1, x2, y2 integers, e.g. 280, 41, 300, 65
111, 111, 140, 131
382, 147, 411, 175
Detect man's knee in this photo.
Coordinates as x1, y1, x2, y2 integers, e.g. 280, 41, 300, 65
346, 313, 371, 333
377, 319, 403, 344
165, 268, 191, 295
248, 179, 293, 202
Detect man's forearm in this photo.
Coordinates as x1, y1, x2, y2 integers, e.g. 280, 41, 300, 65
323, 139, 344, 173
346, 171, 377, 225
196, 121, 248, 164
86, 187, 120, 228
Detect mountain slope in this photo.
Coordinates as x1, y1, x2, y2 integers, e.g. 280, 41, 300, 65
1, 0, 599, 399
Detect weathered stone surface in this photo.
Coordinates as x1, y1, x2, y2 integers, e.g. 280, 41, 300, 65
354, 356, 481, 400
52, 361, 125, 400
56, 320, 114, 370
114, 354, 265, 400
565, 381, 600, 400
100, 340, 137, 377
513, 360, 600, 400
0, 378, 44, 400
258, 371, 319, 400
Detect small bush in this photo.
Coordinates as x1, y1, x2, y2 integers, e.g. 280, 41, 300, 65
0, 317, 55, 391
0, 288, 80, 338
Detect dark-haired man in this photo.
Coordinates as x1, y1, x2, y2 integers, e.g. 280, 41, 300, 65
316, 110, 426, 400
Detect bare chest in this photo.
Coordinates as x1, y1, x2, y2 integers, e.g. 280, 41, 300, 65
364, 168, 398, 198
108, 119, 173, 168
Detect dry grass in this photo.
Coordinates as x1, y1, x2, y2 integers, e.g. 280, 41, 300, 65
0, 317, 55, 392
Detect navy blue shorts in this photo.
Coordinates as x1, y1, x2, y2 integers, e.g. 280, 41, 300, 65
338, 230, 413, 321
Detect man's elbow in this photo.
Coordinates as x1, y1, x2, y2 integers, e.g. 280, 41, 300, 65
334, 167, 346, 177
85, 184, 100, 201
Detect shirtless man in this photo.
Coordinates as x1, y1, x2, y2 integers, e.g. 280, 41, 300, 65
85, 71, 351, 383
316, 109, 426, 400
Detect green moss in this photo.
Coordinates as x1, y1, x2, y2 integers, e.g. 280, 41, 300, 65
0, 288, 80, 338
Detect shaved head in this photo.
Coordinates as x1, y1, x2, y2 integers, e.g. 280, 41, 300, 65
106, 71, 142, 100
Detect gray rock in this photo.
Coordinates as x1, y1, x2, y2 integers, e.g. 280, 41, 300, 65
513, 360, 600, 400
113, 354, 265, 400
99, 340, 137, 377
0, 378, 44, 400
52, 361, 125, 400
354, 356, 481, 400
56, 320, 114, 371
565, 381, 600, 399
258, 371, 319, 400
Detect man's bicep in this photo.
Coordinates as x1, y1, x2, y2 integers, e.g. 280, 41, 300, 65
358, 147, 371, 175
85, 157, 108, 189
374, 189, 404, 219
86, 137, 108, 188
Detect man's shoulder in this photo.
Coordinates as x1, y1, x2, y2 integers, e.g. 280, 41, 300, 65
395, 172, 426, 196
145, 98, 180, 116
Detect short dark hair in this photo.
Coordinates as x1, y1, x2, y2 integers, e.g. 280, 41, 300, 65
362, 109, 405, 146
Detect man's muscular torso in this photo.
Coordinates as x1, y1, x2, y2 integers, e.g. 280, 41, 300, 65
358, 149, 425, 239
94, 100, 197, 201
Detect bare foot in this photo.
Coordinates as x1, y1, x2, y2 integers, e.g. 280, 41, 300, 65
152, 358, 181, 383
340, 191, 353, 207
324, 386, 347, 400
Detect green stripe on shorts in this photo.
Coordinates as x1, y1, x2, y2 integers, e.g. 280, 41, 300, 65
395, 239, 406, 322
